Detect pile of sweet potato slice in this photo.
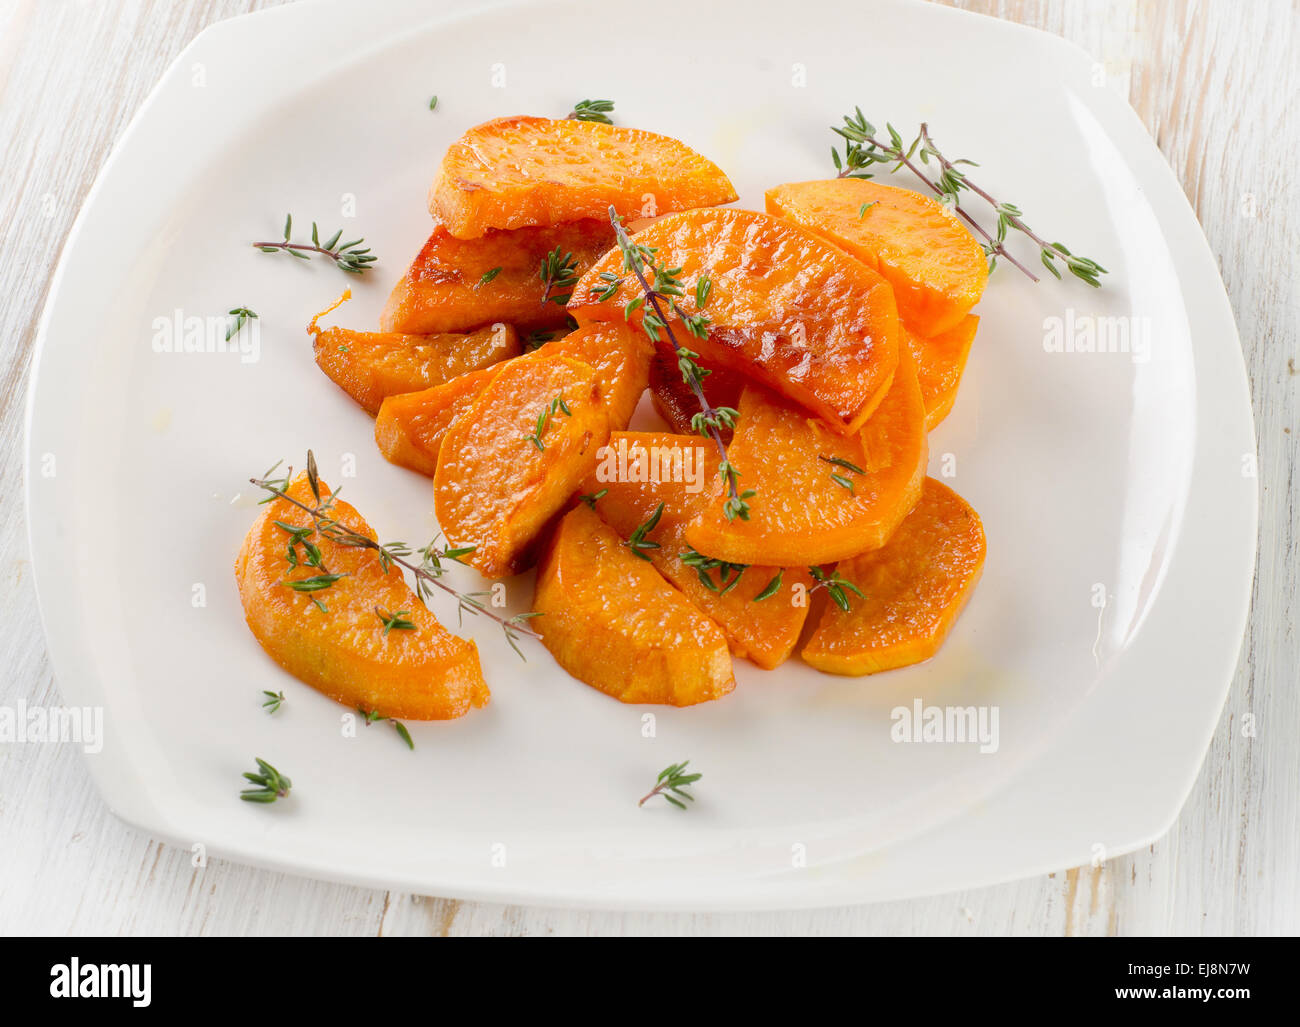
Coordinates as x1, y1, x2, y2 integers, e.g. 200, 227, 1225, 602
238, 114, 989, 718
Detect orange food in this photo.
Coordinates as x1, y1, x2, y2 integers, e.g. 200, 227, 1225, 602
766, 179, 987, 338
581, 432, 812, 669
429, 115, 737, 238
571, 208, 900, 434
433, 354, 610, 577
311, 319, 518, 416
906, 315, 979, 431
685, 343, 927, 566
380, 219, 616, 335
234, 472, 487, 719
374, 365, 505, 477
801, 478, 986, 675
532, 504, 735, 705
647, 341, 743, 443
374, 321, 650, 478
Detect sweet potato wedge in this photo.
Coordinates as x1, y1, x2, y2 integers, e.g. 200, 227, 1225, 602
374, 321, 650, 478
801, 478, 986, 675
380, 219, 616, 335
570, 208, 901, 435
685, 343, 927, 566
235, 472, 487, 719
906, 315, 978, 431
581, 432, 812, 669
433, 354, 610, 577
312, 320, 519, 416
429, 115, 737, 238
532, 504, 735, 705
766, 180, 987, 338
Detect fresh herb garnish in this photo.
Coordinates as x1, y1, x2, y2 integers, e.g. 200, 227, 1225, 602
523, 393, 572, 450
240, 758, 292, 803
679, 547, 747, 594
809, 566, 865, 612
832, 111, 1106, 286
252, 214, 378, 275
375, 607, 417, 636
754, 570, 783, 601
567, 99, 615, 124
358, 708, 414, 751
579, 488, 608, 509
225, 307, 258, 341
624, 502, 664, 561
639, 761, 701, 810
819, 454, 865, 496
261, 690, 285, 714
283, 573, 346, 593
478, 266, 502, 287
428, 95, 438, 110
539, 246, 581, 305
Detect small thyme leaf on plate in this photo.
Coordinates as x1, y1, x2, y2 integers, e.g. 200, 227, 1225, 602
522, 393, 572, 450
357, 707, 415, 750
375, 607, 417, 636
283, 572, 346, 593
261, 690, 285, 714
429, 95, 438, 110
809, 566, 865, 612
858, 201, 877, 219
754, 570, 783, 601
225, 307, 257, 341
478, 266, 502, 287
567, 98, 615, 124
252, 214, 378, 275
539, 246, 581, 305
579, 488, 608, 509
240, 757, 292, 803
639, 761, 702, 809
624, 501, 664, 560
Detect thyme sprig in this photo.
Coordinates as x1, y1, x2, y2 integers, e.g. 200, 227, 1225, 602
539, 246, 581, 306
252, 214, 378, 275
680, 547, 747, 594
261, 690, 285, 714
832, 111, 1106, 286
567, 99, 615, 124
819, 454, 865, 496
375, 607, 417, 636
226, 307, 257, 341
240, 758, 292, 803
359, 708, 414, 750
248, 454, 540, 658
624, 502, 664, 561
809, 566, 865, 612
523, 393, 572, 451
639, 761, 702, 810
600, 207, 753, 521
754, 570, 783, 601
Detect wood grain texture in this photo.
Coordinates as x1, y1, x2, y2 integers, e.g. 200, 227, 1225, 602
0, 0, 1295, 936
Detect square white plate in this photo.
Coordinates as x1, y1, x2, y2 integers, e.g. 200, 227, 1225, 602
24, 0, 1256, 909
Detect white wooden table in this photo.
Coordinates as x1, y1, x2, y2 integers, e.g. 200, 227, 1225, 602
1, 0, 1295, 935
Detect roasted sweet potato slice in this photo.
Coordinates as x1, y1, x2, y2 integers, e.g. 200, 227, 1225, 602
647, 341, 743, 443
380, 219, 616, 335
374, 365, 505, 477
801, 478, 986, 675
906, 315, 979, 431
766, 180, 987, 338
570, 208, 900, 434
375, 321, 649, 478
311, 317, 518, 416
235, 472, 487, 719
533, 505, 734, 705
429, 115, 737, 238
685, 344, 927, 566
433, 354, 610, 577
581, 432, 812, 669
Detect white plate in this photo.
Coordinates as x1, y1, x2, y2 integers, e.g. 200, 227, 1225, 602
24, 0, 1256, 910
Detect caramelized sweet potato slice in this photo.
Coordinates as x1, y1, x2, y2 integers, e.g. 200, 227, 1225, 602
906, 315, 979, 431
533, 505, 734, 705
312, 319, 519, 416
571, 209, 900, 434
374, 365, 505, 477
433, 354, 610, 577
766, 180, 987, 338
581, 432, 812, 669
374, 321, 650, 478
647, 341, 743, 443
234, 473, 487, 719
685, 344, 927, 566
801, 478, 986, 675
380, 219, 616, 335
429, 115, 737, 238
